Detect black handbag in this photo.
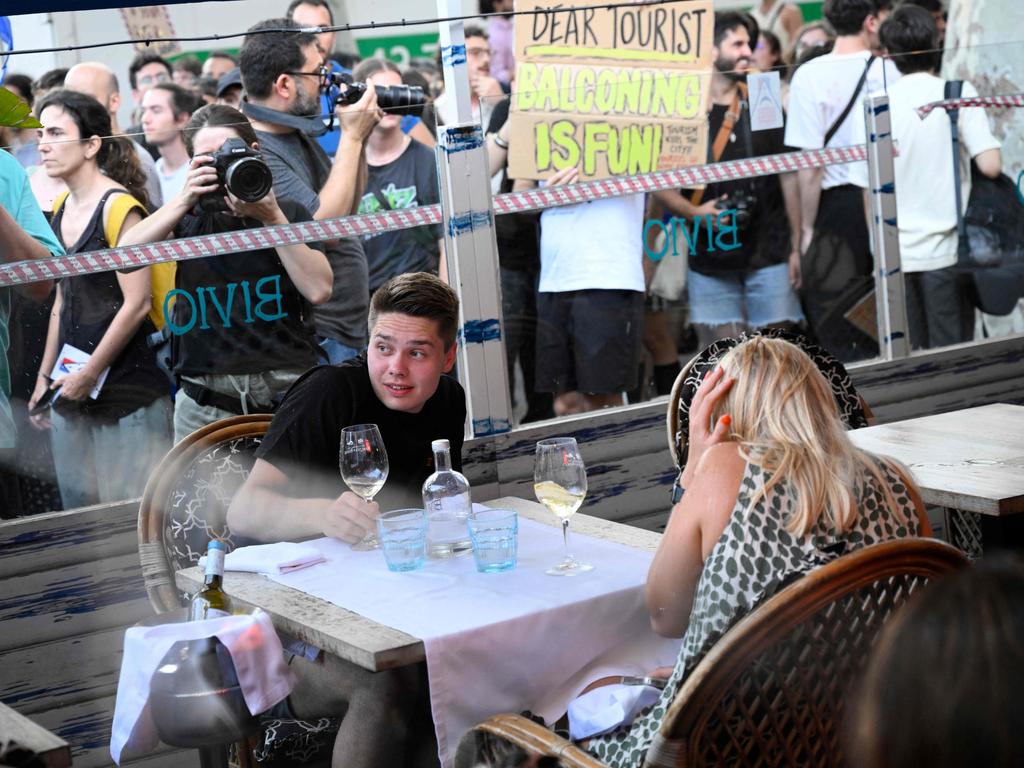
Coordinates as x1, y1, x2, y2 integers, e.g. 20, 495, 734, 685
945, 81, 1024, 315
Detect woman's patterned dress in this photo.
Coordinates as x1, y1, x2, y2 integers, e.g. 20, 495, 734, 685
587, 458, 918, 767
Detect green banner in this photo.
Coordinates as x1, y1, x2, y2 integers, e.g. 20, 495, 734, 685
355, 33, 439, 67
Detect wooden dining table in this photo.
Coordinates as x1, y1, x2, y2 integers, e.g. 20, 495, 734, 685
175, 496, 662, 672
848, 402, 1024, 551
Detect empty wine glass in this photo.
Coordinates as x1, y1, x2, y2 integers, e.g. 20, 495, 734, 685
533, 437, 592, 576
340, 423, 389, 551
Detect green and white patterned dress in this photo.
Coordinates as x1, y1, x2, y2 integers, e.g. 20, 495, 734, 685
587, 458, 918, 767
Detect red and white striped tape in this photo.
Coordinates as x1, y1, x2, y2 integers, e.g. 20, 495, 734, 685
0, 144, 866, 288
916, 92, 1024, 119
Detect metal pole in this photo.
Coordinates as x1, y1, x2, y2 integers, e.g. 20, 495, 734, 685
863, 93, 910, 360
436, 0, 512, 437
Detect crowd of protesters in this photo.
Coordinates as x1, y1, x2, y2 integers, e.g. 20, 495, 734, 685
0, 0, 1018, 518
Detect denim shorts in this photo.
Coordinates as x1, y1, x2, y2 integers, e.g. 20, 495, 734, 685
688, 263, 804, 327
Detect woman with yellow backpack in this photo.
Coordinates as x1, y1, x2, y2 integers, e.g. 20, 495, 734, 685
28, 89, 171, 510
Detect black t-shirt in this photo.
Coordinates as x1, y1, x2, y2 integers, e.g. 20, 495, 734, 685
487, 98, 541, 273
356, 140, 442, 292
688, 103, 791, 275
255, 355, 467, 511
51, 189, 166, 421
170, 200, 321, 376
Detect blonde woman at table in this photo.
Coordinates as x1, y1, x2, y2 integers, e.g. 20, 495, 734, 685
585, 336, 932, 767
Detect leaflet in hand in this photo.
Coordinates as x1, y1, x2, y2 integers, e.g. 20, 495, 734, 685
50, 343, 109, 400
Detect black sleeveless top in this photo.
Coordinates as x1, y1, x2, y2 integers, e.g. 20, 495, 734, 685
50, 189, 166, 421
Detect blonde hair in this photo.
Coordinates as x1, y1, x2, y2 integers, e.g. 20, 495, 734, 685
715, 337, 909, 537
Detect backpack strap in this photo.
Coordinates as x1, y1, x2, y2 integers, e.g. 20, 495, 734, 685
824, 55, 876, 148
944, 80, 970, 264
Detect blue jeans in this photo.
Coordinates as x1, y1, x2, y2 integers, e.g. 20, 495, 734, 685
50, 397, 173, 509
688, 263, 803, 327
318, 337, 361, 365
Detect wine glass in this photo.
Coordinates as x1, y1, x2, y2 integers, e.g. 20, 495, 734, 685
533, 437, 592, 576
340, 424, 389, 551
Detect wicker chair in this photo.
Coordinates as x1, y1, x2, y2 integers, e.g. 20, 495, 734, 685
137, 414, 338, 766
666, 328, 874, 472
459, 537, 968, 768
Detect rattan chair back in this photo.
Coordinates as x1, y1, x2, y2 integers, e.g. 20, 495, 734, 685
656, 537, 968, 767
137, 414, 273, 614
666, 328, 872, 472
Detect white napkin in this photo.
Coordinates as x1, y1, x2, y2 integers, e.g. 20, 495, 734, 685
568, 683, 663, 741
110, 610, 296, 764
200, 542, 326, 574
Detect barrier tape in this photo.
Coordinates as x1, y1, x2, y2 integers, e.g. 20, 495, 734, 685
916, 92, 1024, 118
0, 144, 867, 288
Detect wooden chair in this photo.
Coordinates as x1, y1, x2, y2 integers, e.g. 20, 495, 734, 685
459, 538, 968, 768
137, 414, 337, 766
666, 328, 874, 472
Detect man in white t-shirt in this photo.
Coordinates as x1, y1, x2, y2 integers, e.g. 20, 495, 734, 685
515, 168, 645, 415
141, 83, 199, 203
785, 0, 899, 361
849, 4, 1001, 349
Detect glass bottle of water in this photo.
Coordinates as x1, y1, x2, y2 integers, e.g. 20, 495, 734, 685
422, 439, 473, 558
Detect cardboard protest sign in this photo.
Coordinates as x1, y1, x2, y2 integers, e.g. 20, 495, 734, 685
510, 0, 713, 181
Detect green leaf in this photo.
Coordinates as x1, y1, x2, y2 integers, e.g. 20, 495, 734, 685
0, 87, 41, 129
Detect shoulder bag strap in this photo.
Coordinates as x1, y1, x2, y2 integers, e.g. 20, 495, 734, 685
823, 55, 876, 148
691, 88, 743, 206
944, 80, 970, 263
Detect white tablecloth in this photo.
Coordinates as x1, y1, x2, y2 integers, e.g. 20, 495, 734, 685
268, 512, 680, 767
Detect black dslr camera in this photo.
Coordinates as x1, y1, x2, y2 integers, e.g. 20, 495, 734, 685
197, 137, 274, 213
715, 188, 758, 230
327, 71, 427, 117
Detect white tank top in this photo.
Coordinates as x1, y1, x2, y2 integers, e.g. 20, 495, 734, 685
750, 0, 791, 55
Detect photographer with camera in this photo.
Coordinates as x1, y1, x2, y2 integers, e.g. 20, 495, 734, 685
239, 18, 379, 364
118, 104, 332, 442
655, 11, 803, 350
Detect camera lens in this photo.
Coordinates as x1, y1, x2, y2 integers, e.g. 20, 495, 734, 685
224, 157, 273, 203
374, 84, 427, 117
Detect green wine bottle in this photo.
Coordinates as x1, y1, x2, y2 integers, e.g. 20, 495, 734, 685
189, 540, 232, 621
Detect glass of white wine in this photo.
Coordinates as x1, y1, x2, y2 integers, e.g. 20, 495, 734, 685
533, 437, 592, 576
340, 423, 389, 551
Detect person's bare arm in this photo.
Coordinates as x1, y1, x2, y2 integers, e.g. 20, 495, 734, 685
314, 88, 382, 220
227, 458, 378, 543
973, 147, 1001, 179
646, 443, 745, 637
780, 172, 802, 288
781, 4, 805, 42
486, 120, 511, 176
653, 188, 722, 220
28, 286, 64, 430
797, 167, 823, 253
0, 203, 55, 301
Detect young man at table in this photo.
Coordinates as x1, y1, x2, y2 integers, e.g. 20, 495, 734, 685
226, 272, 465, 767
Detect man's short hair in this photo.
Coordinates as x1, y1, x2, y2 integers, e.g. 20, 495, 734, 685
239, 18, 318, 100
173, 56, 202, 78
352, 57, 401, 83
880, 5, 941, 74
286, 0, 335, 25
901, 0, 943, 12
823, 0, 894, 37
368, 273, 460, 350
129, 52, 172, 90
463, 23, 488, 41
714, 10, 760, 49
207, 50, 238, 64
150, 82, 203, 118
33, 67, 68, 95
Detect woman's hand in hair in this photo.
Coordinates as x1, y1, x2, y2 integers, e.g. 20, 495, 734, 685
177, 155, 221, 210
684, 366, 734, 488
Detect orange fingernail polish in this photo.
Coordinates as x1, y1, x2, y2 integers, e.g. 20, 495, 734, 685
722, 415, 732, 426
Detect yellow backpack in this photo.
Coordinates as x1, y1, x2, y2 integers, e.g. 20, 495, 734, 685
53, 190, 176, 330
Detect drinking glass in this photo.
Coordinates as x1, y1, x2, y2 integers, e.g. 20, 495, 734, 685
377, 509, 427, 572
467, 508, 518, 573
533, 437, 592, 576
340, 424, 389, 551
